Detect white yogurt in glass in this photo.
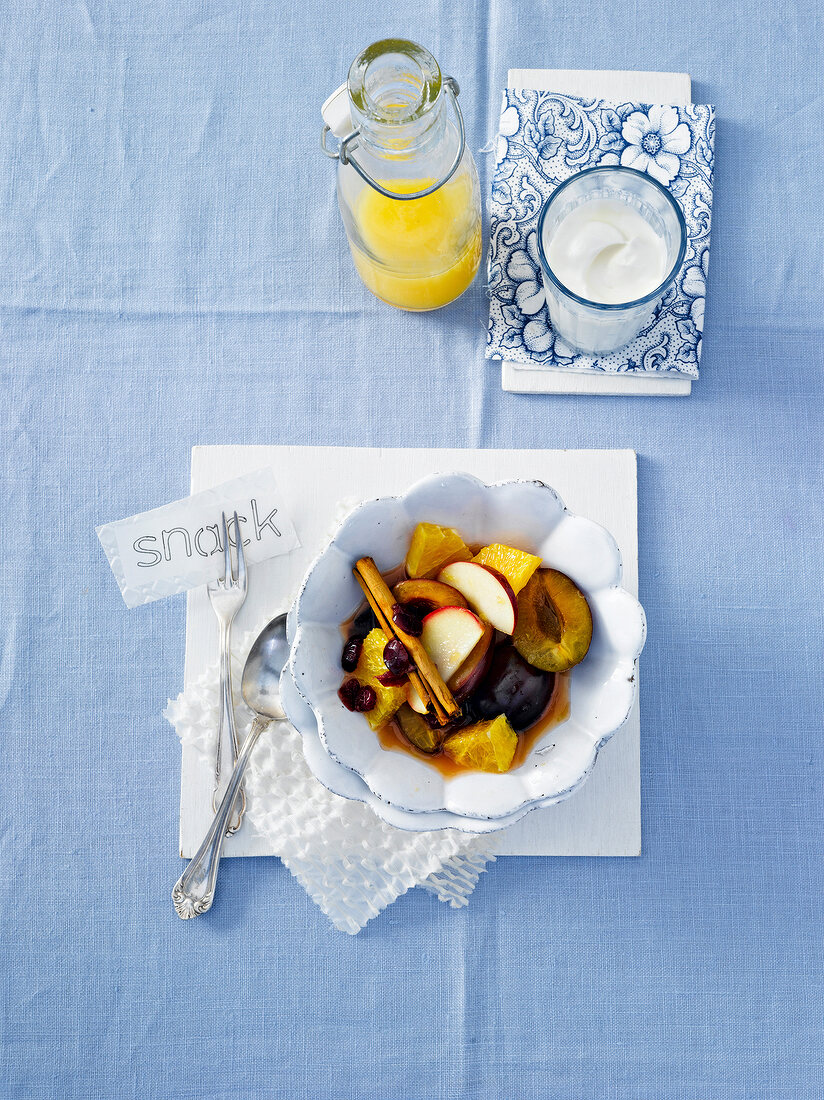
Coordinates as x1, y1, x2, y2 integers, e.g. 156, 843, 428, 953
537, 167, 687, 356
546, 199, 668, 305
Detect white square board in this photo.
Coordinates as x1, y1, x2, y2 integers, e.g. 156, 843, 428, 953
180, 446, 641, 858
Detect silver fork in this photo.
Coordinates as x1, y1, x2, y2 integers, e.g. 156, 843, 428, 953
207, 511, 248, 834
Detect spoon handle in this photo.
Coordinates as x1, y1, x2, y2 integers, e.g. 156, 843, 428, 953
173, 715, 273, 919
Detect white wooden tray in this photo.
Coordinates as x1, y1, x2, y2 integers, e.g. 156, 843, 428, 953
180, 446, 641, 858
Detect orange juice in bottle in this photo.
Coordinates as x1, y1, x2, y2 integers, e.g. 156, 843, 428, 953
322, 39, 482, 311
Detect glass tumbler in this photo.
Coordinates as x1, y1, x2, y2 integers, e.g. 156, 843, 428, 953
536, 166, 687, 355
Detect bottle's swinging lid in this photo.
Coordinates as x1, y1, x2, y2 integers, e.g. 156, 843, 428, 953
321, 84, 353, 139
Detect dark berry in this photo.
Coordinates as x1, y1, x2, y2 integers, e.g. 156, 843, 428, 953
392, 603, 423, 636
338, 678, 361, 711
354, 685, 377, 712
403, 598, 436, 618
353, 606, 379, 635
341, 635, 364, 672
383, 636, 413, 676
377, 669, 408, 687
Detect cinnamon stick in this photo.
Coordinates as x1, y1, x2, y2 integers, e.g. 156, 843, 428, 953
353, 557, 459, 724
353, 559, 450, 723
354, 572, 440, 717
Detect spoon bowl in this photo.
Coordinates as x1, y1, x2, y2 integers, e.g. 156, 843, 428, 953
173, 613, 289, 919
241, 614, 290, 721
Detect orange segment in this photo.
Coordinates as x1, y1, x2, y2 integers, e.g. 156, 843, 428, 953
472, 543, 542, 595
355, 629, 408, 729
405, 523, 472, 579
442, 714, 518, 773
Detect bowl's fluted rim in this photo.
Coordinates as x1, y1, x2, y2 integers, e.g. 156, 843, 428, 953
288, 472, 646, 821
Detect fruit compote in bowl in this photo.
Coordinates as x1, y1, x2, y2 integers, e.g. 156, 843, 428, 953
287, 473, 646, 822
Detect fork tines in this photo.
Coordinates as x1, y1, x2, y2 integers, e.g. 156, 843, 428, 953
220, 510, 247, 588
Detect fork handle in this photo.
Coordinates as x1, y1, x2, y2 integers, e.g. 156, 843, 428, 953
213, 621, 246, 832
173, 715, 273, 919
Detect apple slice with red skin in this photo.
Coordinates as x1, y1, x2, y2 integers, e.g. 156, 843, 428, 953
447, 623, 494, 700
392, 578, 468, 611
437, 561, 518, 635
407, 685, 430, 714
406, 606, 485, 713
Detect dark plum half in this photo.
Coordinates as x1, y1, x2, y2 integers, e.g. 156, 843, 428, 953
468, 645, 555, 732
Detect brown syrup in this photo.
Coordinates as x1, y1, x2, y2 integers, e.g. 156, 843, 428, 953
376, 671, 570, 776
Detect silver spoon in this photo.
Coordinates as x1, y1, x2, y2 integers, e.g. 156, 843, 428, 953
172, 613, 289, 919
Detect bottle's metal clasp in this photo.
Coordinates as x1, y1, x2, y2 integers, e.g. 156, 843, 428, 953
319, 77, 465, 202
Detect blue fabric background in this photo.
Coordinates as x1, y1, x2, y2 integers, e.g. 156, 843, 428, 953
1, 2, 822, 1098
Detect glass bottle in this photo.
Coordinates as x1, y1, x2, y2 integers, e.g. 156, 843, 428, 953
321, 39, 482, 311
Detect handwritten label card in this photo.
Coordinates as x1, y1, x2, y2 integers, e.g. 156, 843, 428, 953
97, 468, 300, 608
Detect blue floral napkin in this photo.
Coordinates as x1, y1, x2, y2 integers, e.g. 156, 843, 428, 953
486, 92, 715, 377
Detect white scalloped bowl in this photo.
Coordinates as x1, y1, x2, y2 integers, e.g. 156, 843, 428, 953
288, 473, 645, 822
279, 665, 539, 833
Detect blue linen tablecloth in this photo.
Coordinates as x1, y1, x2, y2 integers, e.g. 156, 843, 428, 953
1, 2, 822, 1098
